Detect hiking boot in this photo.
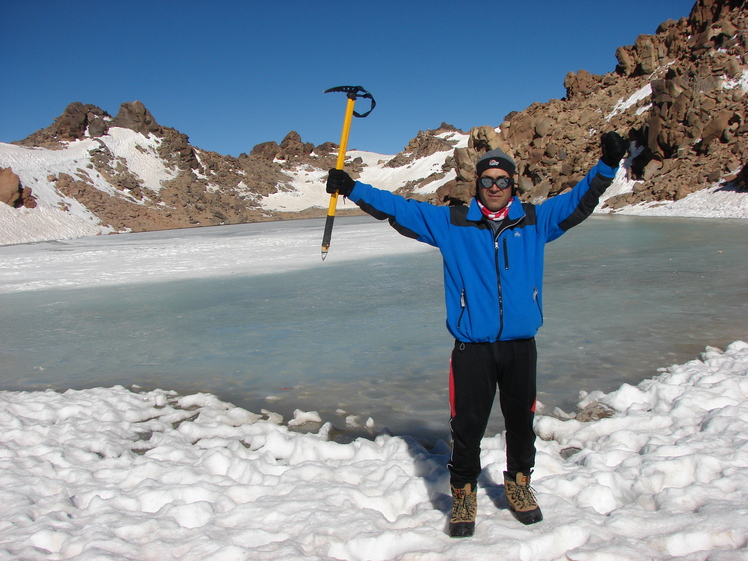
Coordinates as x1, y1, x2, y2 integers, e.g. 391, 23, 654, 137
504, 471, 543, 525
449, 482, 477, 537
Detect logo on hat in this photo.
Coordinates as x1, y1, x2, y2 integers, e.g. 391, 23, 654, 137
489, 159, 500, 167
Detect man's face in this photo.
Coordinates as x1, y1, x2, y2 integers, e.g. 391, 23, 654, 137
477, 168, 513, 212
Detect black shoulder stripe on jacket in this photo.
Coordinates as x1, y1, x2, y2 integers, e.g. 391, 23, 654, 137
388, 217, 420, 240
449, 205, 491, 230
356, 199, 422, 240
357, 199, 390, 222
521, 203, 537, 226
558, 172, 614, 232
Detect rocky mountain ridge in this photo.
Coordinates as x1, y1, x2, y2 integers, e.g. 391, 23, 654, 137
4, 101, 342, 232
434, 0, 747, 209
0, 0, 745, 239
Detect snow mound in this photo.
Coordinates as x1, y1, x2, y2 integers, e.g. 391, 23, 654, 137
1, 342, 747, 559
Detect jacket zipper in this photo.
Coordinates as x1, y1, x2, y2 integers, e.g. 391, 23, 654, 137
493, 218, 519, 339
495, 237, 504, 339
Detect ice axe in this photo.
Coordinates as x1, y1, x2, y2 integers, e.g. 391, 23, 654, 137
321, 85, 376, 260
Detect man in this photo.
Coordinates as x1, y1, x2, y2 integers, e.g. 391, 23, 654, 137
326, 132, 629, 537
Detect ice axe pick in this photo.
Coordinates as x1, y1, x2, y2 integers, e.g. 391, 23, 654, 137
321, 85, 376, 261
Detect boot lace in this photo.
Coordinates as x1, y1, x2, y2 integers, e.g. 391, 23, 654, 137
451, 485, 477, 523
507, 479, 538, 511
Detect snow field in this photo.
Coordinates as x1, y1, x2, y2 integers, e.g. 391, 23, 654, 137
1, 342, 747, 560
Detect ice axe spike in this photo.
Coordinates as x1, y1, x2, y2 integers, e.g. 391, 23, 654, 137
321, 86, 376, 261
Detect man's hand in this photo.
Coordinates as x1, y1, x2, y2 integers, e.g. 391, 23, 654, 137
326, 169, 355, 197
601, 132, 629, 168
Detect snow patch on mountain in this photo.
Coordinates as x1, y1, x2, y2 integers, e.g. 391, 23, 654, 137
101, 128, 179, 191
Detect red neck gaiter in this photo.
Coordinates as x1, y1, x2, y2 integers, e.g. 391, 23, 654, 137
477, 199, 512, 221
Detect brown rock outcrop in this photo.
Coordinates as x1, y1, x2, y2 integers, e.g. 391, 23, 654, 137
16, 102, 111, 148
374, 125, 465, 202
433, 0, 747, 209
246, 133, 337, 171
385, 128, 456, 168
564, 69, 601, 99
0, 167, 22, 206
278, 131, 314, 161
158, 127, 200, 170
0, 167, 36, 208
249, 141, 280, 161
110, 101, 161, 136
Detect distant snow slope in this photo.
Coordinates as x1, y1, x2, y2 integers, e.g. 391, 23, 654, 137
261, 130, 469, 213
0, 129, 181, 244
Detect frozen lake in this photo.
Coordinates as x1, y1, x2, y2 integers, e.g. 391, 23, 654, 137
1, 214, 746, 442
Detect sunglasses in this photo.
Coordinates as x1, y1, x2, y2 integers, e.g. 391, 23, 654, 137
478, 176, 514, 190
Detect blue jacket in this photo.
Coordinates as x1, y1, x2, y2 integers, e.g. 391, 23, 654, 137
348, 160, 618, 343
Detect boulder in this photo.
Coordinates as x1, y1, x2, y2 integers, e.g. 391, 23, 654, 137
0, 167, 21, 206
250, 141, 280, 161
470, 125, 504, 152
21, 187, 37, 208
110, 101, 161, 135
534, 118, 554, 138
576, 402, 616, 422
736, 163, 748, 190
453, 147, 477, 183
643, 159, 664, 180
699, 110, 734, 150
88, 117, 109, 137
278, 131, 314, 160
52, 102, 111, 141
55, 103, 89, 140
635, 35, 662, 74
314, 142, 338, 156
524, 178, 550, 202
564, 69, 599, 98
0, 167, 35, 208
616, 45, 636, 75
499, 115, 535, 146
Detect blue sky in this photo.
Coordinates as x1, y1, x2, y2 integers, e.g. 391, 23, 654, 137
3, 0, 695, 156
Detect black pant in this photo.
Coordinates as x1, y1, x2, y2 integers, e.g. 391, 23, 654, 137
447, 338, 537, 487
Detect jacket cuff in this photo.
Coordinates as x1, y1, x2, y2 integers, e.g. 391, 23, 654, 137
596, 160, 618, 178
348, 181, 364, 202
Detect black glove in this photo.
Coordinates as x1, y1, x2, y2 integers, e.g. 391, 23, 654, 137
326, 169, 355, 197
600, 132, 629, 168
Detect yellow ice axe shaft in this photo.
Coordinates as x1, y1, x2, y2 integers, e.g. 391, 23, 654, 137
321, 85, 376, 260
321, 96, 356, 260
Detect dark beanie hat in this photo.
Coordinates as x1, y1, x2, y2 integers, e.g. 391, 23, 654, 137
476, 148, 516, 177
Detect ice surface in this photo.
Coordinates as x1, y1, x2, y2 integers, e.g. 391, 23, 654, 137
0, 216, 748, 440
1, 215, 747, 444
